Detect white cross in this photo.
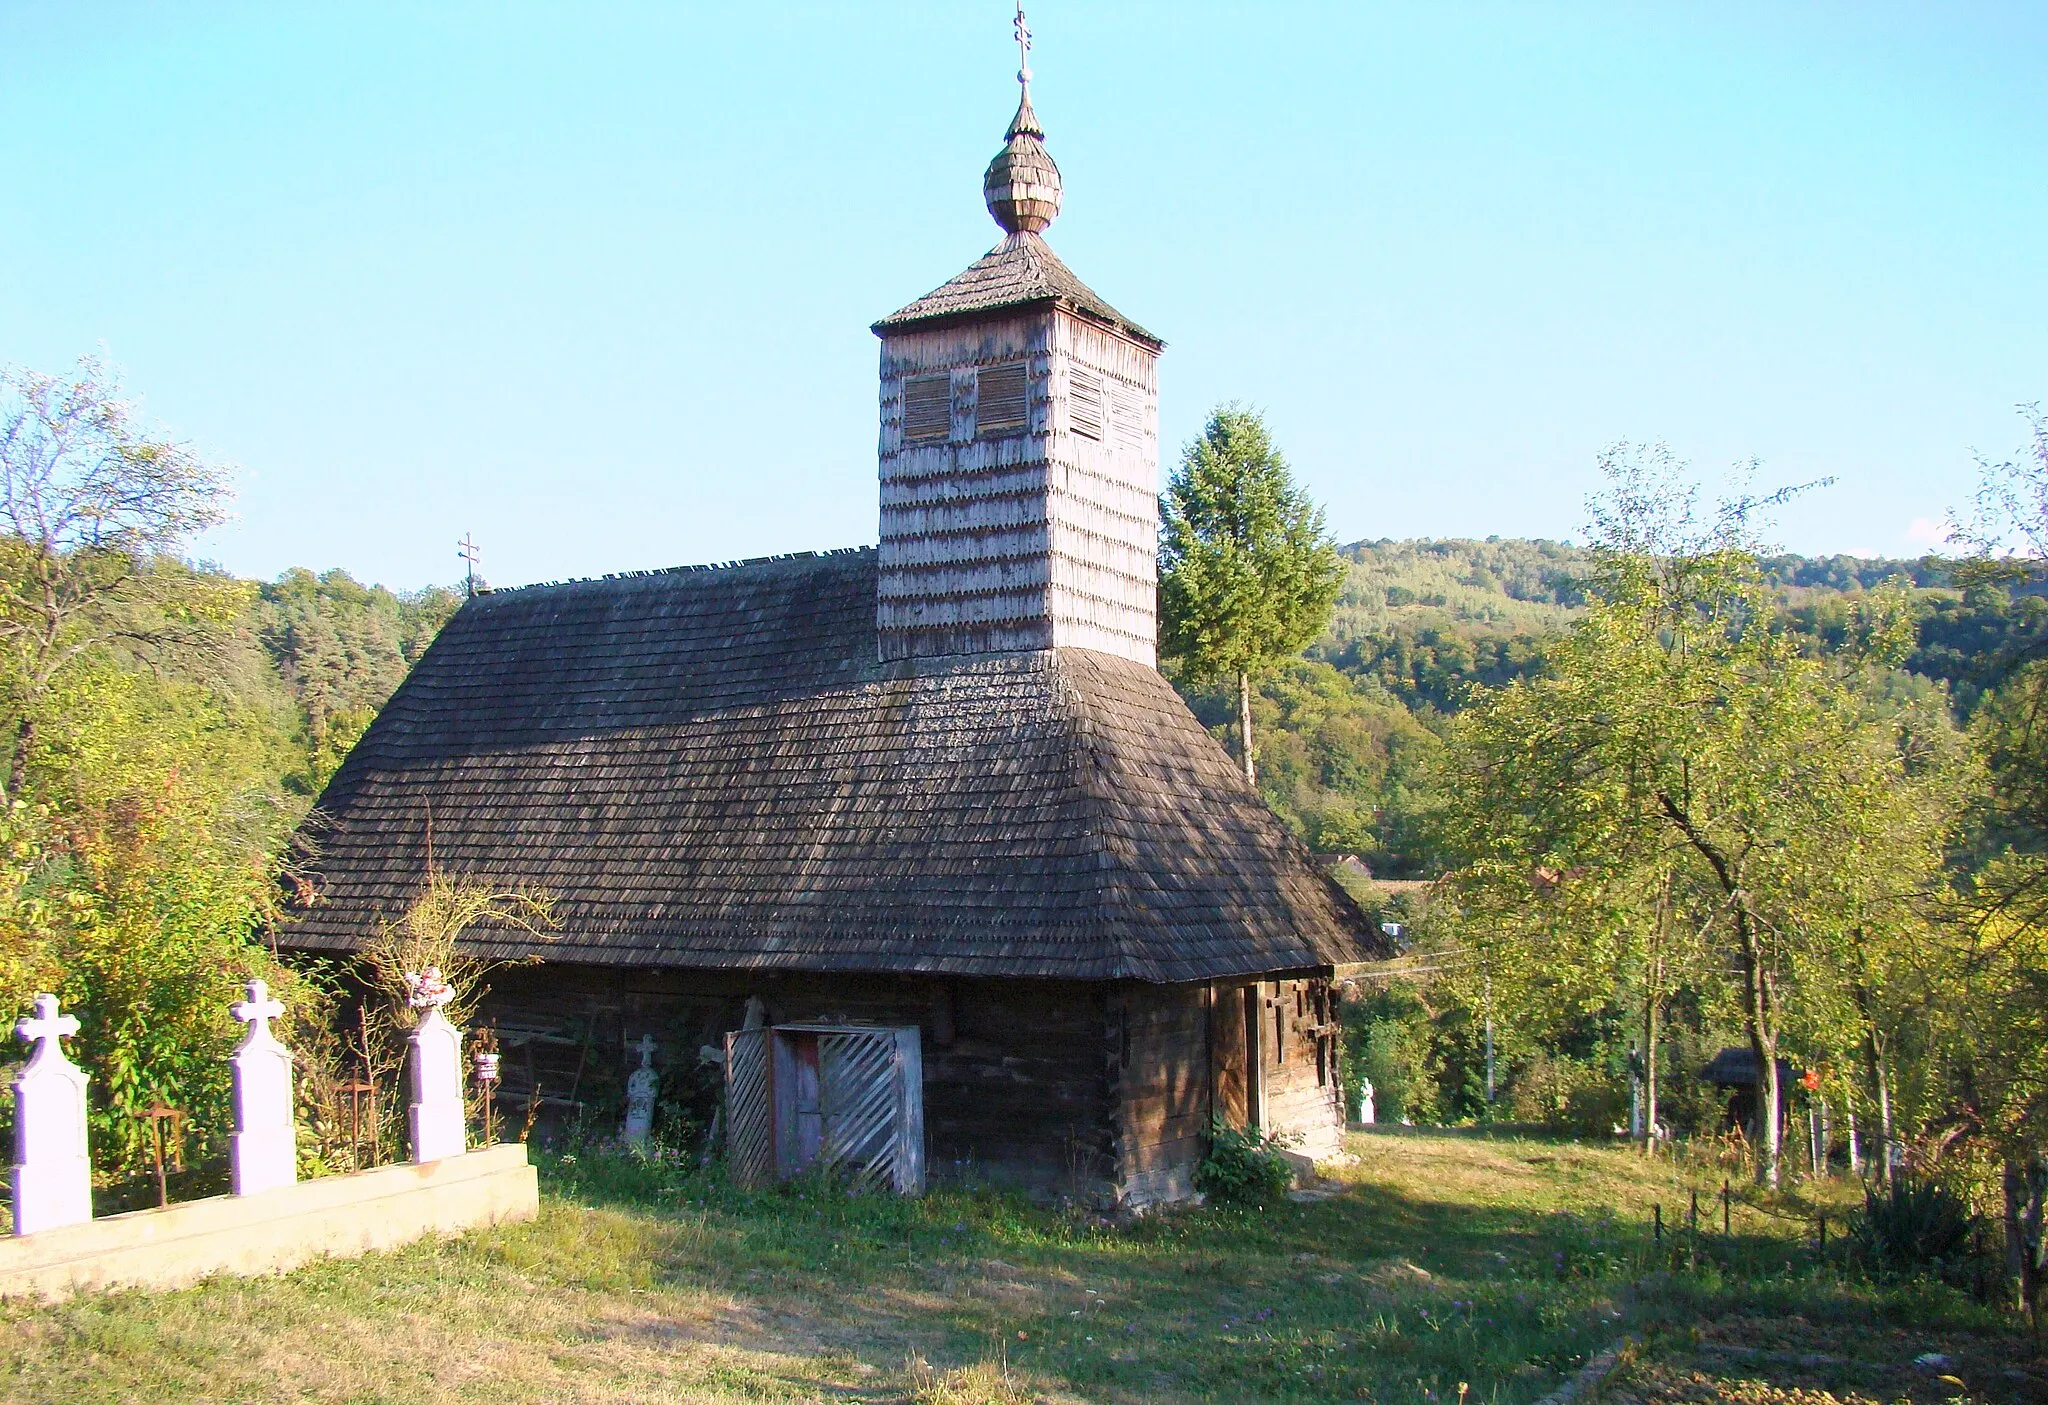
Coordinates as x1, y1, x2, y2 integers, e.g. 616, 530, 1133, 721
1013, 1, 1033, 87
636, 1033, 657, 1068
16, 993, 78, 1050
231, 980, 285, 1039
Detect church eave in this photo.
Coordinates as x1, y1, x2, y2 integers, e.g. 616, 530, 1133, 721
871, 295, 1163, 350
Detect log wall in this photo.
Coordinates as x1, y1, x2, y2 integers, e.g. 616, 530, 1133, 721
478, 966, 1115, 1199
478, 965, 1342, 1209
1107, 982, 1212, 1206
1108, 976, 1346, 1208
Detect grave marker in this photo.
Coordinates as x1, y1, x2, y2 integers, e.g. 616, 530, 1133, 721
405, 969, 466, 1163
11, 994, 91, 1235
623, 1034, 658, 1147
230, 979, 297, 1195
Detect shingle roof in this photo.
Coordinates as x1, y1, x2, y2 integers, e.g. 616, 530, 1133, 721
874, 232, 1161, 347
283, 549, 1380, 982
1700, 1048, 1796, 1087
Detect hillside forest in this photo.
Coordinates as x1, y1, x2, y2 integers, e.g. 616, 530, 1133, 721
1177, 535, 2037, 879
6, 360, 2048, 1300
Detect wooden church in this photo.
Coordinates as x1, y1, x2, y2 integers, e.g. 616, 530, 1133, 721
283, 49, 1385, 1207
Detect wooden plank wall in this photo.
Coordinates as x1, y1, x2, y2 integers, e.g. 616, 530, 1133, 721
478, 966, 1114, 1199
1258, 978, 1347, 1161
1106, 976, 1344, 1208
874, 307, 1160, 666
1044, 310, 1160, 662
1107, 982, 1211, 1207
876, 313, 1058, 660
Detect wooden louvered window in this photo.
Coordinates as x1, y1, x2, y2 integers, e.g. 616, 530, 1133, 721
903, 374, 951, 443
1111, 385, 1144, 452
975, 362, 1028, 437
1069, 368, 1105, 441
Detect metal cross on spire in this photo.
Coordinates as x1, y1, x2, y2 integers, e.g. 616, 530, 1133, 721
1013, 1, 1033, 91
458, 532, 481, 598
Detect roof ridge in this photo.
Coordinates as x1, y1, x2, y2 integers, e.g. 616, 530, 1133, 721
873, 232, 1160, 347
479, 545, 876, 597
1055, 652, 1162, 982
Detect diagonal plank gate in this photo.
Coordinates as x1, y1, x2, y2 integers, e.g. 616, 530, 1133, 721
724, 1024, 923, 1194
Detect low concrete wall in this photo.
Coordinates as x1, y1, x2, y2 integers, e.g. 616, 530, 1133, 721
0, 1142, 538, 1302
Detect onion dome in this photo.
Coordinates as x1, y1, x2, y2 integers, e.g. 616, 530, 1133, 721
983, 92, 1062, 235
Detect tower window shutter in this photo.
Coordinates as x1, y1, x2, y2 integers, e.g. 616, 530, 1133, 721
1111, 386, 1144, 452
975, 363, 1029, 437
1069, 369, 1104, 441
903, 375, 951, 443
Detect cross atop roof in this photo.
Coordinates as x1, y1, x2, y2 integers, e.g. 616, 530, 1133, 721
1013, 2, 1032, 92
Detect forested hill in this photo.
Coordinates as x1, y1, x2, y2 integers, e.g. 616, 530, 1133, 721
227, 541, 2036, 879
246, 570, 462, 796
1173, 537, 2044, 876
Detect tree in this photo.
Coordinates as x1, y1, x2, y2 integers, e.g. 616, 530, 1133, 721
254, 568, 463, 794
1437, 597, 1716, 1154
1159, 408, 1343, 783
1440, 445, 1966, 1185
0, 360, 303, 1180
0, 358, 237, 796
1941, 402, 2048, 1312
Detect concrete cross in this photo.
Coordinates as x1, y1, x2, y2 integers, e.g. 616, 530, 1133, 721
228, 979, 297, 1195
623, 1034, 660, 1148
408, 1006, 466, 1163
16, 993, 79, 1055
231, 980, 285, 1042
11, 994, 91, 1234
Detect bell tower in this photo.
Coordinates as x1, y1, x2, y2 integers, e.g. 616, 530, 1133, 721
873, 7, 1164, 666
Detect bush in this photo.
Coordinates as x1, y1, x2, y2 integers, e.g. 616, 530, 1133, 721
1563, 1084, 1629, 1137
1506, 1053, 1607, 1130
1195, 1118, 1296, 1207
1849, 1176, 1982, 1278
1344, 984, 1440, 1124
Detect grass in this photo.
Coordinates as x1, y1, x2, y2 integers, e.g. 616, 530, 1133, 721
1, 1127, 2036, 1404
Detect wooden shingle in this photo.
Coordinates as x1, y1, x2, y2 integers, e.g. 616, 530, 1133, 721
283, 549, 1385, 983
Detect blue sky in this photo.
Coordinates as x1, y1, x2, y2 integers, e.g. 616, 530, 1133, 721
2, 3, 2042, 591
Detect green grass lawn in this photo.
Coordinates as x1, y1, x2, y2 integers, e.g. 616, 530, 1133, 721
2, 1128, 2035, 1404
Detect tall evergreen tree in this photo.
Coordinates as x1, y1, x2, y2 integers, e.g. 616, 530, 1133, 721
1159, 408, 1343, 783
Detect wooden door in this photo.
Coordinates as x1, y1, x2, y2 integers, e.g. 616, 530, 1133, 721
724, 1028, 772, 1189
772, 1028, 826, 1179
790, 1033, 824, 1173
817, 1028, 924, 1193
1211, 983, 1257, 1129
1250, 986, 1272, 1129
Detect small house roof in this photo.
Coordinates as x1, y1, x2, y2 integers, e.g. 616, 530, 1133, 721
283, 549, 1379, 983
873, 231, 1160, 348
1700, 1047, 1796, 1088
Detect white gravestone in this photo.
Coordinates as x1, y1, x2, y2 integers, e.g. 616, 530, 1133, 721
623, 1035, 658, 1148
405, 969, 466, 1163
11, 994, 92, 1235
1355, 1077, 1375, 1126
229, 979, 297, 1195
